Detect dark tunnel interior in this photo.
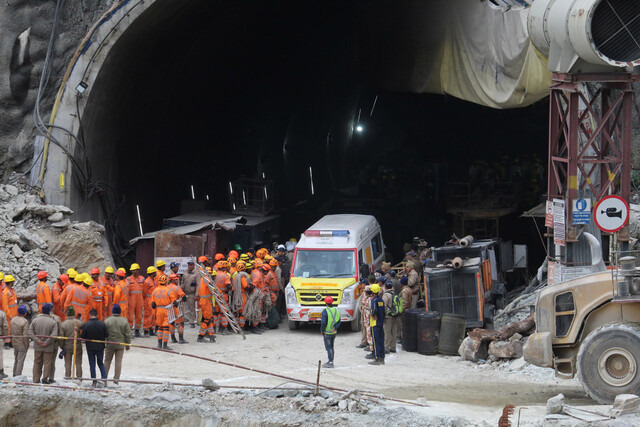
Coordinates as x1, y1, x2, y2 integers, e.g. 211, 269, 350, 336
77, 0, 550, 271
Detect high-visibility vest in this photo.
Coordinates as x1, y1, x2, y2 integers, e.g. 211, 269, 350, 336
324, 307, 339, 335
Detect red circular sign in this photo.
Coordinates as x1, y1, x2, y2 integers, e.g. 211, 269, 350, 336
594, 195, 629, 233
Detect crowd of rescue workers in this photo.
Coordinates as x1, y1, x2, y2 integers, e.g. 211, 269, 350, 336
0, 240, 428, 386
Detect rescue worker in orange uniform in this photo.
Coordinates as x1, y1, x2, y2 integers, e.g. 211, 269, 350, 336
143, 267, 157, 337
60, 270, 77, 311
167, 274, 187, 344
198, 255, 210, 268
151, 274, 176, 350
214, 261, 232, 335
156, 260, 167, 279
112, 269, 129, 321
250, 260, 267, 330
90, 268, 107, 321
52, 274, 69, 321
1, 275, 19, 346
214, 253, 225, 263
230, 261, 250, 329
100, 267, 115, 318
263, 263, 279, 304
126, 264, 145, 337
36, 271, 52, 313
65, 276, 92, 322
197, 268, 216, 343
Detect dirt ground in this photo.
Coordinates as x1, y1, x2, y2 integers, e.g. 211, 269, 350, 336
1, 319, 606, 425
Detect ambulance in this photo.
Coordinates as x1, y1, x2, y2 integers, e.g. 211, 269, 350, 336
285, 214, 386, 331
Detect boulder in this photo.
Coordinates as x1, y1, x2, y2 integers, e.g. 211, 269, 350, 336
47, 212, 64, 222
488, 340, 523, 359
11, 244, 23, 258
338, 400, 348, 410
201, 378, 220, 391
458, 336, 488, 362
546, 393, 565, 415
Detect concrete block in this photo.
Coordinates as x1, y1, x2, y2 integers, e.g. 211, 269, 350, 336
611, 394, 640, 418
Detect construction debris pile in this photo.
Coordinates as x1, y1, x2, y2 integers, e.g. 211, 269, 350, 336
0, 382, 443, 426
0, 174, 113, 297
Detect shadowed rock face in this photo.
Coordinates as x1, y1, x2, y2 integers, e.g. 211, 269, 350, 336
0, 0, 109, 180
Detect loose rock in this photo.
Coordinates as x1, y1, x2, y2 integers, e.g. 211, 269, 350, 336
546, 393, 565, 415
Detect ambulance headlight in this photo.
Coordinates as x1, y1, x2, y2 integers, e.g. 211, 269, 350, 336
286, 285, 297, 304
341, 284, 356, 305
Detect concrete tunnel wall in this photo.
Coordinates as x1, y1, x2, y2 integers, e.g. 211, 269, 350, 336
42, 0, 361, 239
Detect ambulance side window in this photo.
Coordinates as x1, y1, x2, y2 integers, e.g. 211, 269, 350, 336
371, 233, 382, 260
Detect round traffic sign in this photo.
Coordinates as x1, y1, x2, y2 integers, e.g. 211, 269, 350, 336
594, 195, 629, 233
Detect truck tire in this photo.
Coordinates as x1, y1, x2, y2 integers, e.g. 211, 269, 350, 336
577, 323, 640, 404
350, 309, 361, 332
288, 319, 300, 330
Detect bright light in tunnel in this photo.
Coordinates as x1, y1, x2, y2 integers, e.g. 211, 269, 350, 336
206, 194, 210, 201
136, 204, 144, 236
356, 125, 363, 133
191, 185, 195, 200
264, 186, 268, 200
242, 190, 247, 206
228, 182, 233, 195
309, 166, 315, 196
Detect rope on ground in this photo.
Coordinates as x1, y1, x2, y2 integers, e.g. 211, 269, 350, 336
1, 334, 428, 407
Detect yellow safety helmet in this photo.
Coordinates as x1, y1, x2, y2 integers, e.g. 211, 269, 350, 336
105, 266, 114, 274
236, 261, 246, 271
370, 283, 381, 294
239, 253, 250, 261
4, 275, 15, 283
130, 263, 141, 271
83, 277, 93, 286
156, 260, 166, 268
264, 254, 273, 262
245, 261, 254, 269
67, 269, 78, 279
147, 266, 157, 274
0, 272, 3, 281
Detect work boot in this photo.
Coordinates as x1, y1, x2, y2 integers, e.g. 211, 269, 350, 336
163, 342, 173, 350
135, 329, 141, 338
259, 323, 268, 331
363, 346, 371, 352
143, 330, 149, 338
355, 344, 367, 348
157, 339, 163, 349
322, 362, 334, 369
365, 353, 376, 360
197, 335, 205, 343
0, 370, 8, 379
149, 329, 156, 337
178, 334, 188, 344
368, 358, 385, 365
171, 334, 178, 344
209, 335, 216, 343
221, 328, 231, 336
191, 323, 196, 329
92, 380, 98, 388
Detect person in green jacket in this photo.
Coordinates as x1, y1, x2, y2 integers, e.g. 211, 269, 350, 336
320, 296, 341, 369
104, 304, 131, 384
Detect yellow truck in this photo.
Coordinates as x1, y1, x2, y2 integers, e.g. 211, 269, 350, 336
524, 234, 640, 403
285, 214, 385, 331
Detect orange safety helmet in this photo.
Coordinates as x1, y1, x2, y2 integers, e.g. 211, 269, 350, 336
228, 250, 239, 260
217, 260, 230, 269
256, 248, 268, 259
168, 273, 179, 281
214, 253, 225, 261
227, 257, 237, 264
246, 252, 254, 259
198, 256, 209, 263
235, 261, 246, 271
254, 259, 264, 268
90, 268, 100, 275
59, 274, 70, 285
37, 271, 48, 280
261, 263, 271, 271
269, 258, 279, 267
157, 274, 168, 285
324, 296, 334, 305
115, 268, 126, 277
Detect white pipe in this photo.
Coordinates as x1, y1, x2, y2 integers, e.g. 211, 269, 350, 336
584, 232, 606, 273
135, 204, 143, 236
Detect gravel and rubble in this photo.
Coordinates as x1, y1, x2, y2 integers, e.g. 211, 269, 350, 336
0, 381, 464, 426
0, 173, 113, 303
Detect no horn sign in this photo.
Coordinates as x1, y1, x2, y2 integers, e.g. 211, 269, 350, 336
594, 195, 629, 233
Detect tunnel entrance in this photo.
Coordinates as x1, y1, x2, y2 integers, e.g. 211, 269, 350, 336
53, 0, 549, 268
